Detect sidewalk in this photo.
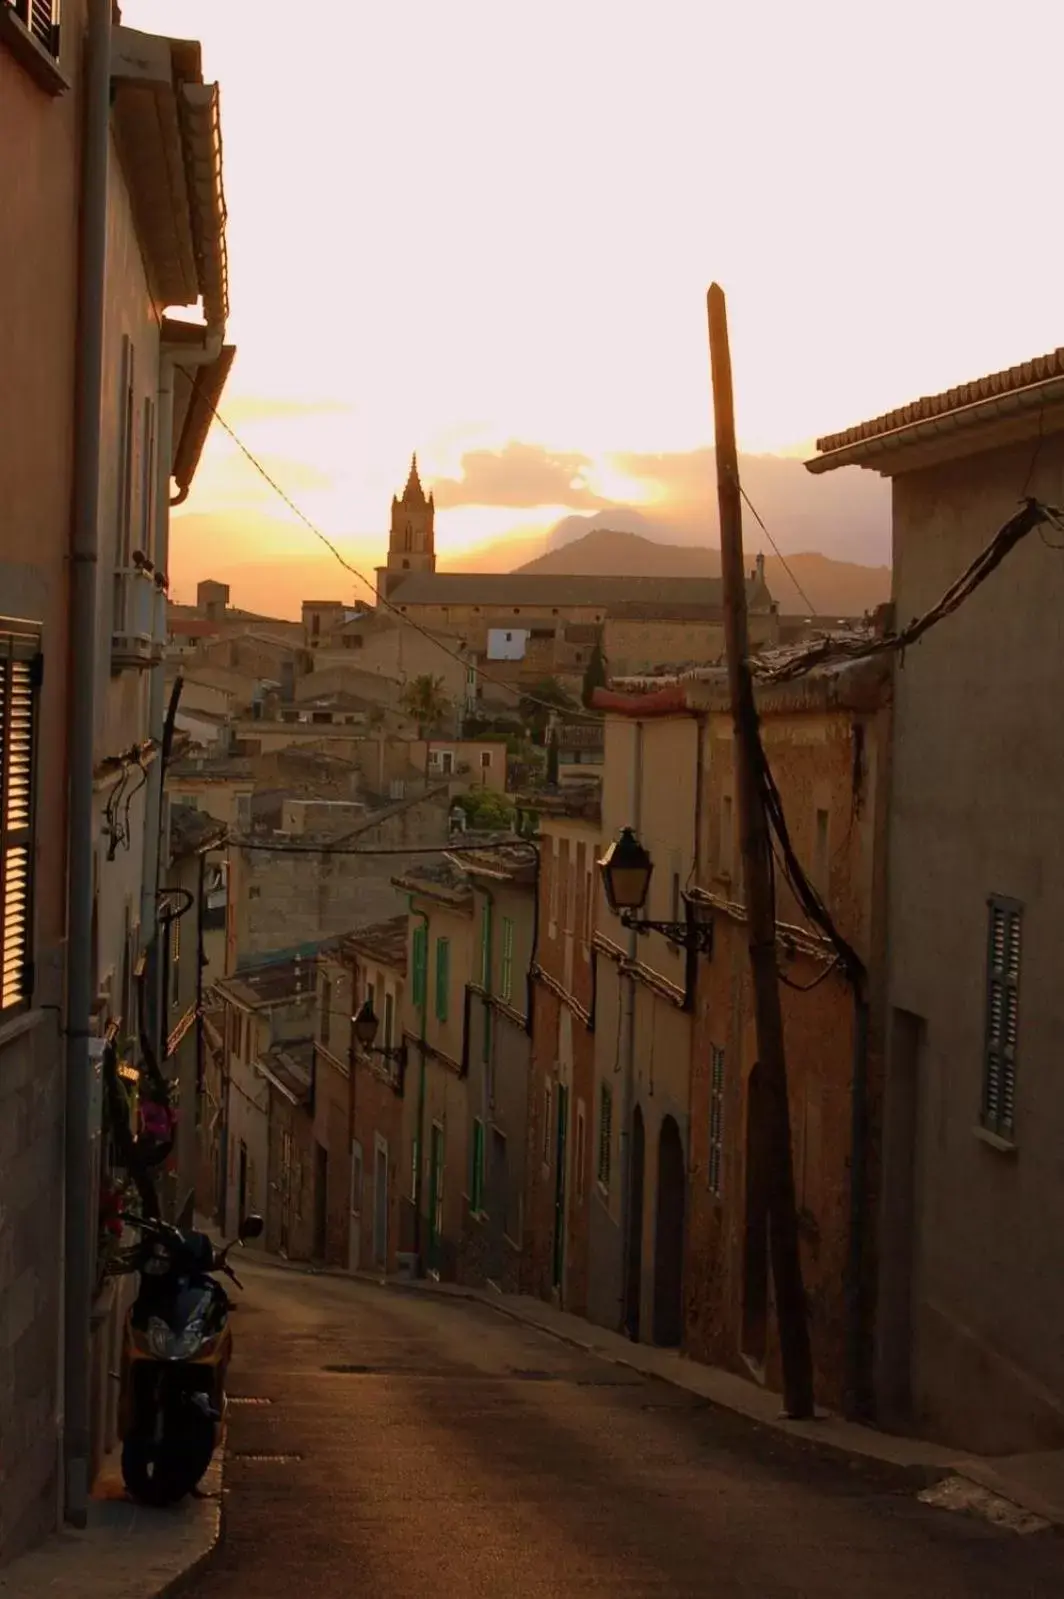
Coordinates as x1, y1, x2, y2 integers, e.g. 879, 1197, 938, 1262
0, 1451, 222, 1599
445, 1281, 1064, 1532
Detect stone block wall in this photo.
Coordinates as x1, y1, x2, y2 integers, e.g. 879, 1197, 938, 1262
0, 1014, 63, 1566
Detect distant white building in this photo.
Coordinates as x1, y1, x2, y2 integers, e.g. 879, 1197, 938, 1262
486, 627, 529, 661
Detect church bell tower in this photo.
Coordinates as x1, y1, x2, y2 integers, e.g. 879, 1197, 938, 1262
376, 454, 436, 601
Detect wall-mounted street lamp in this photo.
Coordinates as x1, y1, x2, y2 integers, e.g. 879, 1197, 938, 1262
352, 998, 407, 1091
598, 827, 714, 955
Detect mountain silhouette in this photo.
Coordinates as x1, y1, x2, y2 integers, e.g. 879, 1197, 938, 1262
516, 527, 890, 617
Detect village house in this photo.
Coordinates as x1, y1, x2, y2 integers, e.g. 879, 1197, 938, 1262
191, 622, 312, 691
392, 860, 476, 1279
556, 720, 605, 787
226, 786, 451, 971
427, 737, 509, 794
448, 845, 537, 1291
521, 787, 602, 1317
585, 706, 698, 1347
167, 579, 305, 652
215, 957, 318, 1239
338, 917, 409, 1274
808, 346, 1064, 1452
591, 659, 892, 1409
1, 3, 232, 1558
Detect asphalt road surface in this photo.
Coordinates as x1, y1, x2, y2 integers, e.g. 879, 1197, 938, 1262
182, 1259, 1063, 1597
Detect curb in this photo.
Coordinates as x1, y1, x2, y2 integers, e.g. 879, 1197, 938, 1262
156, 1431, 227, 1598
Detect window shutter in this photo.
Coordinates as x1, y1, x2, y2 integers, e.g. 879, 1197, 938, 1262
500, 916, 513, 1002
434, 937, 450, 1022
0, 629, 40, 1016
983, 896, 1022, 1137
411, 927, 426, 1009
14, 1, 59, 56
480, 900, 492, 990
597, 1081, 612, 1188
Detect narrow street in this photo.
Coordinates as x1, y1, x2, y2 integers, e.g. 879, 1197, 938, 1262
181, 1260, 1062, 1598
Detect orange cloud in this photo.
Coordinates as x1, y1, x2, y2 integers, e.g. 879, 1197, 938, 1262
432, 441, 609, 511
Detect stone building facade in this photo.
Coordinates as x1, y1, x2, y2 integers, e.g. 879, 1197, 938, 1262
684, 663, 889, 1414
336, 917, 409, 1275
226, 787, 450, 969
522, 790, 602, 1317
810, 348, 1064, 1451
1, 3, 231, 1562
393, 861, 475, 1279
452, 848, 537, 1292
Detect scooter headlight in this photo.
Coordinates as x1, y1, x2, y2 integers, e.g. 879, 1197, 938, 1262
146, 1316, 209, 1360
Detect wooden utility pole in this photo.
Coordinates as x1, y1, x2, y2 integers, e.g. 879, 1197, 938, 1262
707, 282, 814, 1419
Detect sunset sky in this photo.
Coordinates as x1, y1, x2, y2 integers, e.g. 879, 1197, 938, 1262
127, 0, 1064, 613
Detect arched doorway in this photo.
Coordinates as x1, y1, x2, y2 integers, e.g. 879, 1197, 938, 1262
624, 1106, 645, 1339
653, 1116, 686, 1346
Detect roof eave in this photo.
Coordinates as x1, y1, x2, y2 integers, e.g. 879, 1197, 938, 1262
110, 27, 228, 333
170, 343, 236, 496
807, 373, 1064, 477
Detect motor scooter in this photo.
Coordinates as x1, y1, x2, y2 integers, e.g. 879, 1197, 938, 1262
112, 1210, 263, 1505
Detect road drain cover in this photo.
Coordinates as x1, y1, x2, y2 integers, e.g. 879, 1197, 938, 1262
231, 1452, 302, 1463
229, 1397, 273, 1406
506, 1369, 554, 1381
323, 1364, 374, 1373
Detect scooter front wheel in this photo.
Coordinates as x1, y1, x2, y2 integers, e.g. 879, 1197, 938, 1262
121, 1410, 214, 1507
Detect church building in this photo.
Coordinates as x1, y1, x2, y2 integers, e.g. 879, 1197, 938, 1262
372, 457, 779, 689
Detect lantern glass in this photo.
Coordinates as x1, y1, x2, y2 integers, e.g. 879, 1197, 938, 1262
353, 997, 379, 1048
598, 827, 653, 914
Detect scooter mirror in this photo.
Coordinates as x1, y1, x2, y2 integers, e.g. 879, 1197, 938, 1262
239, 1213, 264, 1242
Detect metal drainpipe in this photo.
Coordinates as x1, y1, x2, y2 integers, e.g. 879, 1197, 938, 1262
616, 719, 643, 1336
142, 334, 220, 1079
845, 987, 871, 1419
139, 358, 174, 943
63, 0, 111, 1530
411, 905, 430, 1268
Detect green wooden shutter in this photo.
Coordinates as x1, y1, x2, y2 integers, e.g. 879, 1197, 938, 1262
412, 926, 427, 1008
500, 916, 514, 1002
480, 900, 493, 990
435, 936, 450, 1022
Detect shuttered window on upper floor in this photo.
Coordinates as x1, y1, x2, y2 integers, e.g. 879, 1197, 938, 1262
8, 1, 61, 59
983, 895, 1022, 1140
0, 625, 42, 1020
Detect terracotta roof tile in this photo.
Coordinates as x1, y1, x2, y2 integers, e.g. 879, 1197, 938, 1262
815, 348, 1064, 455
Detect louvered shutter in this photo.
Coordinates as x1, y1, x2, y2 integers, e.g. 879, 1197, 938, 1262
983, 896, 1022, 1136
0, 629, 41, 1016
13, 1, 60, 57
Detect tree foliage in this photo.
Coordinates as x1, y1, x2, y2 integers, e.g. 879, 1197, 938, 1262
454, 788, 515, 832
518, 677, 576, 744
581, 637, 608, 707
399, 673, 450, 735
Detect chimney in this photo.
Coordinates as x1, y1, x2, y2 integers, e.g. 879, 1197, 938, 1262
755, 552, 765, 583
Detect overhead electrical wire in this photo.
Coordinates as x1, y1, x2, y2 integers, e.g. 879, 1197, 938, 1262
754, 497, 1062, 685
196, 390, 606, 726
739, 485, 818, 616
